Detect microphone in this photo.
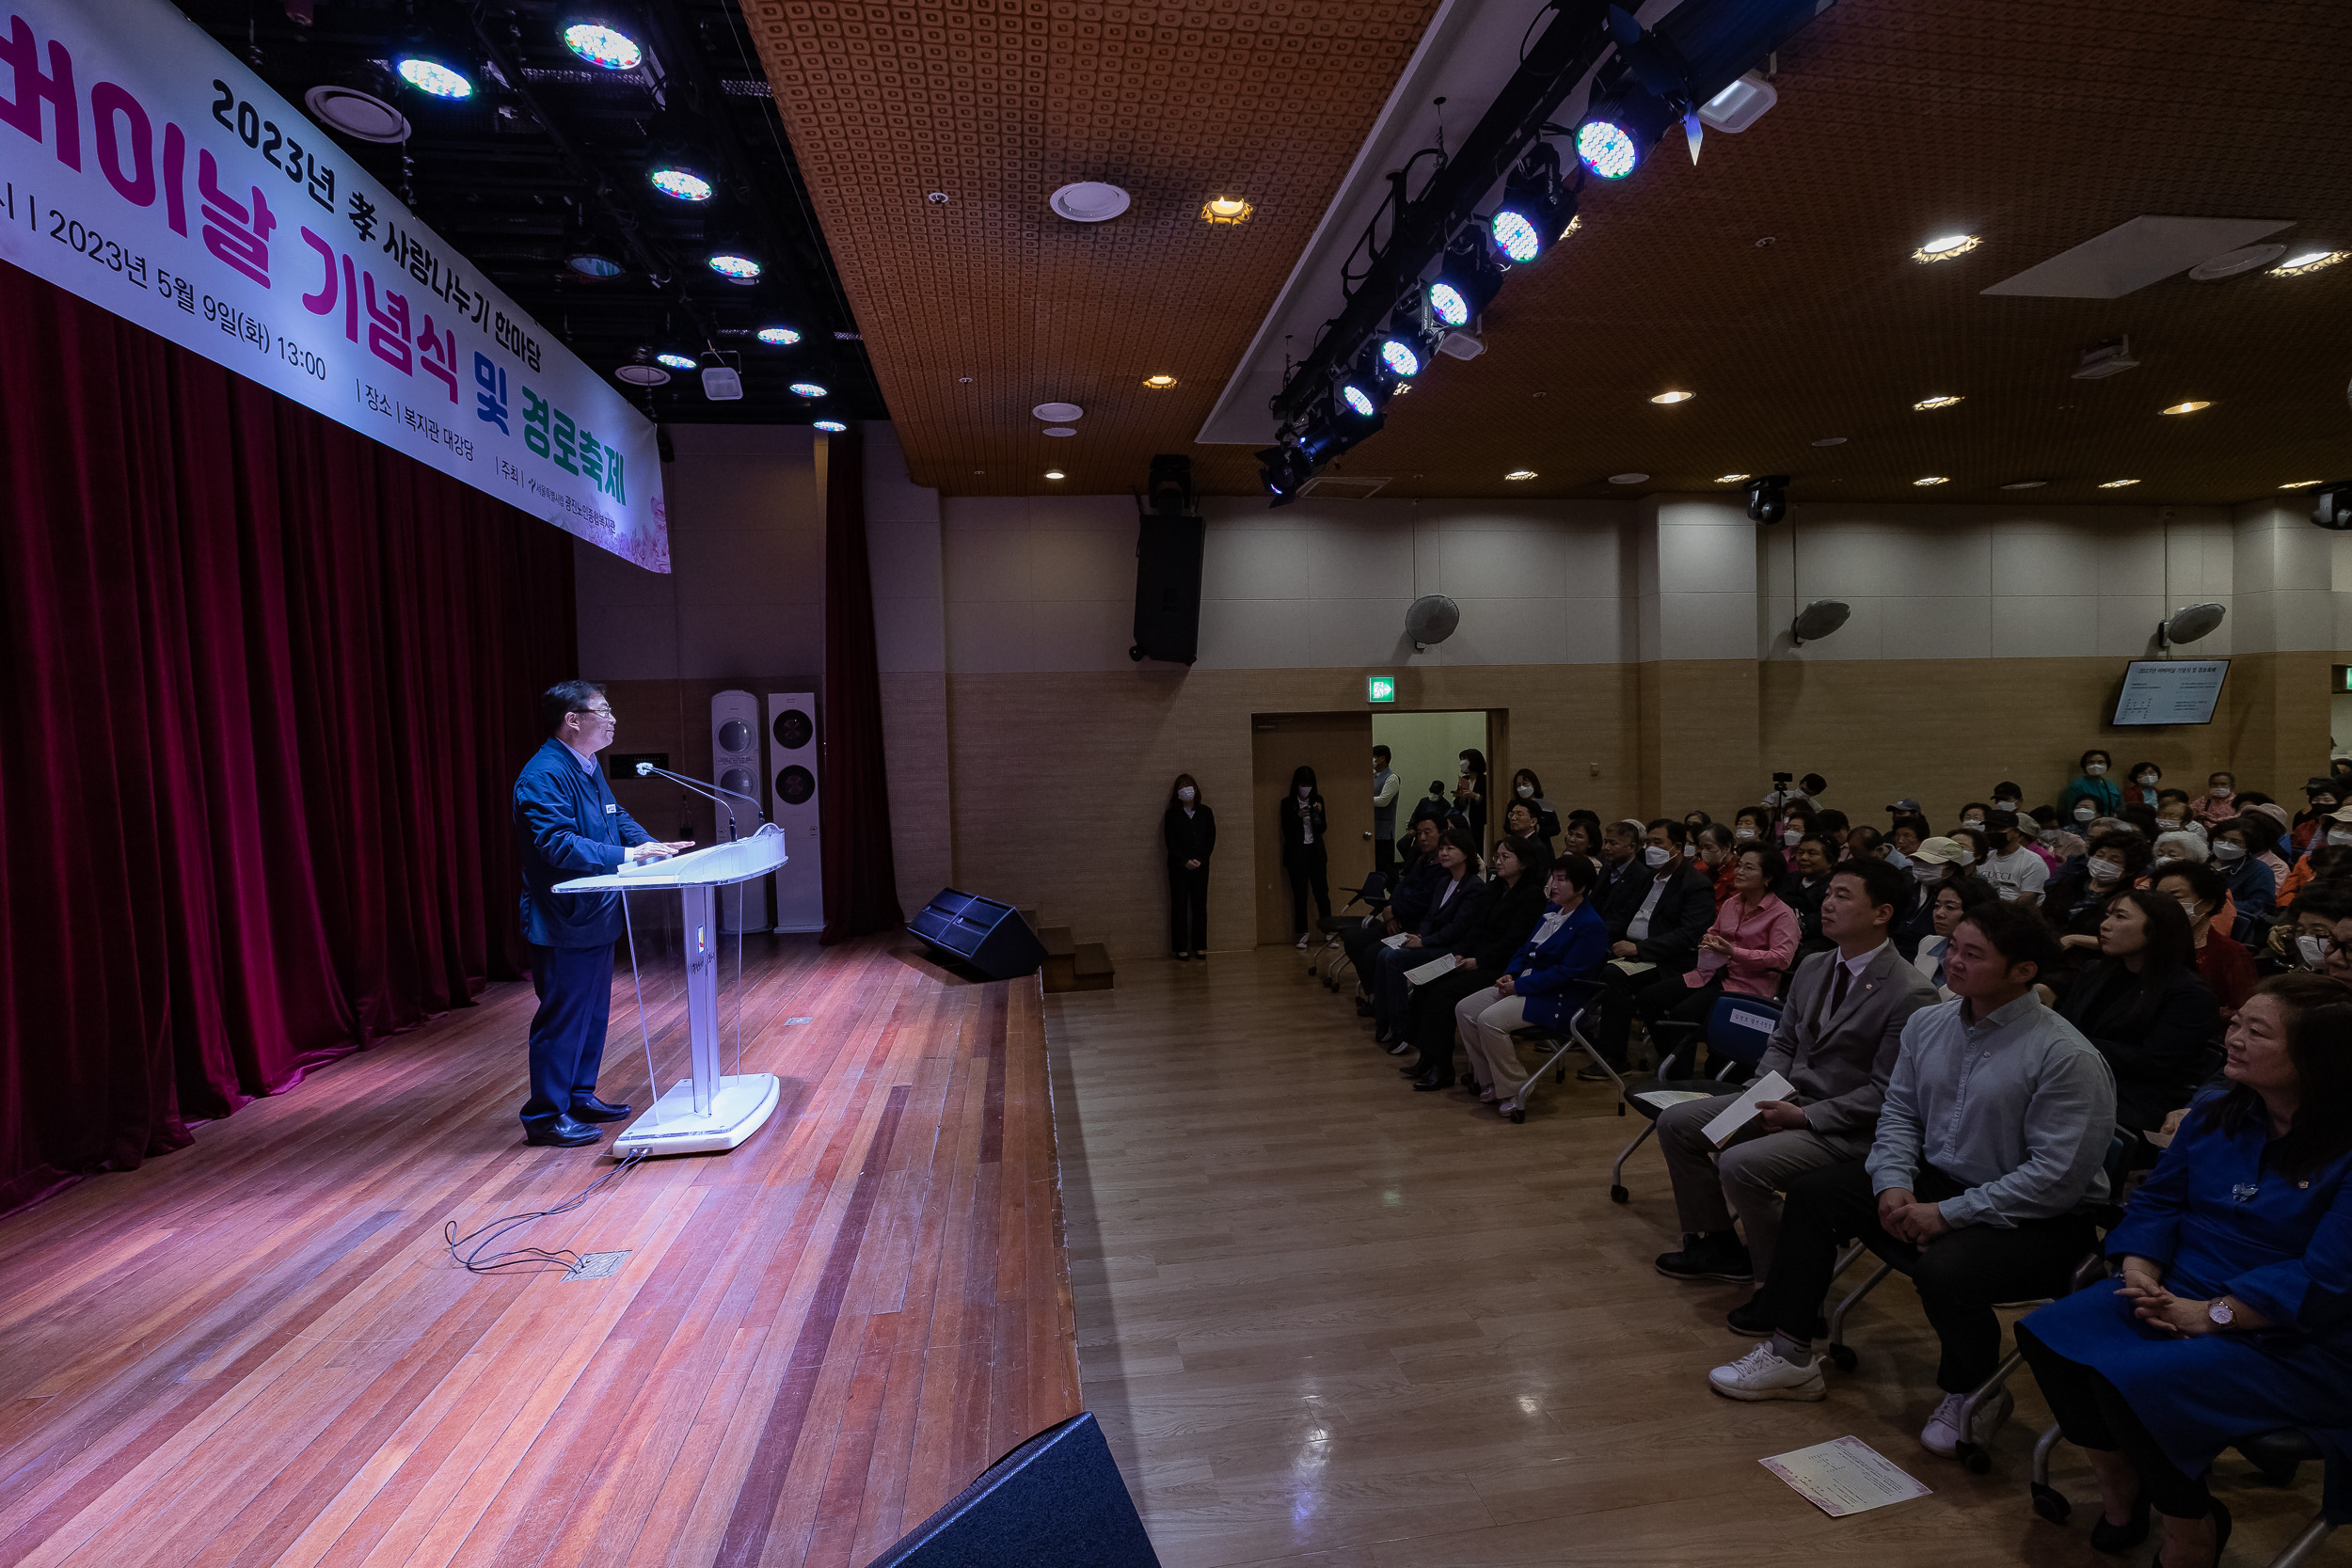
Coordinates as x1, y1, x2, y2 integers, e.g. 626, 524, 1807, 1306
633, 762, 767, 841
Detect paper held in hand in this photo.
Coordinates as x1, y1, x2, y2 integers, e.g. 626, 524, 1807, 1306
1404, 954, 1460, 986
1381, 933, 1412, 949
1699, 1069, 1794, 1148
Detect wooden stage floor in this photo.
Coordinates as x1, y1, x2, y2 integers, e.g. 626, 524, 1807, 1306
0, 936, 1078, 1568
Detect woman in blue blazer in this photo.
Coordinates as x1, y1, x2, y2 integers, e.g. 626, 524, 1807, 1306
2017, 971, 2352, 1564
1454, 852, 1610, 1111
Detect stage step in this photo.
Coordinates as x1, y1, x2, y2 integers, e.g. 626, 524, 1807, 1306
1070, 942, 1115, 991
1041, 926, 1079, 990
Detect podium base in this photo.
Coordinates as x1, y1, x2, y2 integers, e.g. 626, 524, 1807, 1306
613, 1072, 782, 1157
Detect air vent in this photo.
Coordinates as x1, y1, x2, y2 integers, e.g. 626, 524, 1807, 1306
1296, 474, 1389, 499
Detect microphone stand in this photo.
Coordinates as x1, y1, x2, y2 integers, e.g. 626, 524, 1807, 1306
634, 763, 767, 843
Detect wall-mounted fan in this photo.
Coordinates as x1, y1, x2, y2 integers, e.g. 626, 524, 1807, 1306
1791, 598, 1851, 646
2155, 602, 2227, 650
1406, 594, 1460, 652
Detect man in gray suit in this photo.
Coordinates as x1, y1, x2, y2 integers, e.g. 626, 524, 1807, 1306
1652, 856, 1939, 1335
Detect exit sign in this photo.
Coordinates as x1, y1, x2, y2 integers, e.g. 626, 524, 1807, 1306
1367, 674, 1397, 704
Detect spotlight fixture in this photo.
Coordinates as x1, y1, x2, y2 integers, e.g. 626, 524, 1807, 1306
1713, 472, 1750, 483
2274, 249, 2347, 277
1143, 373, 1178, 388
1696, 70, 1777, 133
1505, 469, 1537, 482
1745, 474, 1790, 523
1914, 476, 1948, 486
565, 250, 624, 277
755, 326, 802, 345
1489, 143, 1574, 264
707, 251, 761, 282
1650, 389, 1694, 404
614, 347, 670, 387
813, 420, 848, 433
1427, 236, 1503, 329
2098, 479, 2140, 489
654, 351, 697, 371
303, 85, 410, 144
2160, 400, 2211, 415
1913, 395, 1963, 410
1200, 196, 1254, 225
789, 381, 828, 398
1577, 86, 1675, 180
649, 163, 715, 202
1913, 233, 1980, 262
1044, 469, 1066, 480
1379, 339, 1422, 379
393, 54, 473, 99
562, 19, 644, 71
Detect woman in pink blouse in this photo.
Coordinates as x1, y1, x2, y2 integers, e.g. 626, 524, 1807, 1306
1632, 846, 1799, 1070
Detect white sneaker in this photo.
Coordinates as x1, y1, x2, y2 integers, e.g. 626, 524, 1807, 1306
1708, 1343, 1826, 1402
1295, 933, 1311, 949
1920, 1387, 2013, 1457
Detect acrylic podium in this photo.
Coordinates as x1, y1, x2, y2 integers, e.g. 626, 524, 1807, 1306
554, 823, 789, 1157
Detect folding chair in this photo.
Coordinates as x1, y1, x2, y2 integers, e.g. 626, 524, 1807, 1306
1500, 978, 1612, 1124
1606, 992, 1783, 1205
2031, 1425, 2334, 1567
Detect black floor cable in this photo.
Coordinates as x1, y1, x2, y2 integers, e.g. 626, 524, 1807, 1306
445, 1149, 648, 1275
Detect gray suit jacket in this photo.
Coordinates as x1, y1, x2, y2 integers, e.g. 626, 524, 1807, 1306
1757, 942, 1941, 1150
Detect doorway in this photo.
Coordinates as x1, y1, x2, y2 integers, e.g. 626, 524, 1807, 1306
1373, 709, 1494, 849
1250, 712, 1375, 946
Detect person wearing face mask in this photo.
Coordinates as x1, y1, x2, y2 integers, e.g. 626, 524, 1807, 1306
1695, 822, 1741, 904
2050, 833, 2151, 939
1580, 820, 1718, 1077
1370, 746, 1400, 879
1955, 800, 1993, 833
1162, 773, 1217, 960
2031, 804, 2088, 863
1990, 782, 2026, 818
2061, 749, 2123, 819
1775, 803, 1820, 857
2069, 798, 2103, 835
2206, 818, 2278, 939
2122, 762, 2165, 812
1981, 813, 2050, 910
2188, 770, 2237, 827
2243, 800, 2294, 880
1732, 805, 1771, 847
2053, 890, 2217, 1135
1634, 844, 1799, 1075
2152, 790, 2200, 835
1892, 835, 1976, 958
2291, 784, 2343, 856
2266, 887, 2352, 976
1408, 779, 1454, 835
2153, 861, 2255, 1017
1509, 768, 1561, 840
1278, 765, 1331, 950
2281, 808, 2352, 911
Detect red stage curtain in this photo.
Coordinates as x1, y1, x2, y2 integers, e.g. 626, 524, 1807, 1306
0, 261, 577, 1216
818, 426, 903, 942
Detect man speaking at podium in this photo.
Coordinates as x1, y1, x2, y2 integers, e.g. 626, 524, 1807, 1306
513, 682, 693, 1148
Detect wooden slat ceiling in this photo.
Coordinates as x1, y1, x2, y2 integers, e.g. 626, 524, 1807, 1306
743, 0, 2352, 505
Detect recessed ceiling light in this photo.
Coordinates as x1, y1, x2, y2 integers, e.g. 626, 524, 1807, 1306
2159, 400, 2211, 415
2001, 481, 2048, 490
2098, 478, 2140, 489
2280, 479, 2325, 489
756, 326, 802, 345
562, 22, 644, 71
1049, 182, 1130, 223
303, 85, 410, 144
1041, 426, 1077, 437
1650, 389, 1694, 404
789, 381, 828, 398
565, 251, 624, 277
1608, 472, 1650, 484
1811, 436, 1847, 447
1914, 476, 1949, 486
2275, 249, 2347, 277
655, 352, 698, 371
1032, 402, 1085, 421
1504, 469, 1537, 481
1714, 472, 1751, 483
707, 252, 761, 281
614, 348, 670, 387
1913, 233, 1980, 262
2189, 244, 2287, 281
1142, 374, 1177, 388
813, 420, 847, 433
1913, 394, 1963, 410
1200, 196, 1253, 225
1044, 469, 1066, 480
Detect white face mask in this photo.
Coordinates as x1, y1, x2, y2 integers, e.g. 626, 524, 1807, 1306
1178, 786, 1196, 803
1517, 784, 1534, 798
1950, 848, 1976, 866
2039, 828, 2062, 845
1962, 816, 1985, 828
1733, 827, 1756, 841
1994, 799, 2018, 811
2074, 803, 2097, 823
2329, 829, 2352, 848
2084, 762, 2108, 776
2087, 857, 2122, 883
2299, 934, 2330, 968
2214, 841, 2246, 863
1297, 785, 1311, 800
1912, 862, 1942, 882
2210, 784, 2233, 799
2137, 772, 2158, 785
1645, 845, 1672, 867
1783, 829, 1803, 847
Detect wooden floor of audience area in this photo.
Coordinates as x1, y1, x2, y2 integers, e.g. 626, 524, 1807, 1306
0, 936, 1079, 1568
1048, 945, 2335, 1568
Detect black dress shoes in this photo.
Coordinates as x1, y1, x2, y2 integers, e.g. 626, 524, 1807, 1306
571, 1094, 632, 1122
1411, 1070, 1455, 1091
527, 1114, 603, 1148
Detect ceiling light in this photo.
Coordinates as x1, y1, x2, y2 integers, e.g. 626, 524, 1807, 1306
2099, 479, 2140, 489
562, 22, 644, 71
2281, 479, 2325, 489
1044, 469, 1066, 480
1913, 394, 1963, 410
756, 326, 802, 345
1713, 472, 1750, 483
2160, 400, 2211, 415
1914, 476, 1948, 486
650, 166, 714, 202
393, 56, 473, 100
654, 352, 697, 371
1033, 402, 1084, 421
1650, 389, 1694, 404
2189, 244, 2286, 281
2275, 249, 2347, 277
1608, 472, 1650, 484
614, 347, 670, 387
565, 251, 624, 277
1049, 182, 1130, 223
707, 252, 761, 281
1505, 469, 1537, 481
1041, 425, 1076, 437
1200, 196, 1253, 225
813, 420, 847, 433
1913, 233, 1980, 262
1142, 373, 1178, 388
2001, 481, 2048, 490
789, 381, 827, 398
701, 364, 743, 401
303, 85, 410, 144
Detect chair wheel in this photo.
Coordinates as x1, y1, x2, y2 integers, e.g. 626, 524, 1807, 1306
1609, 1183, 1628, 1203
1829, 1345, 1858, 1372
1615, 1102, 1627, 1117
1508, 1107, 1526, 1124
1553, 1067, 1566, 1082
1963, 1447, 1991, 1476
2030, 1483, 2072, 1524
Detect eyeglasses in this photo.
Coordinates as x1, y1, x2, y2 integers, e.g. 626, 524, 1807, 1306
578, 706, 616, 721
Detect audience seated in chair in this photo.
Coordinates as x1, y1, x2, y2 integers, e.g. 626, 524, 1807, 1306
1778, 832, 1839, 959
1398, 834, 1549, 1090
1632, 844, 1796, 1077
2207, 816, 2279, 938
1705, 903, 2116, 1465
1370, 828, 1488, 1043
2153, 860, 2255, 1017
2046, 832, 2148, 936
1342, 816, 1443, 996
1694, 823, 1740, 905
1655, 857, 1940, 1334
1581, 820, 1718, 1077
1910, 876, 1999, 1000
1982, 811, 2051, 909
1500, 798, 1555, 863
1455, 855, 1611, 1110
2017, 973, 2352, 1568
2052, 888, 2220, 1136
1892, 835, 1975, 958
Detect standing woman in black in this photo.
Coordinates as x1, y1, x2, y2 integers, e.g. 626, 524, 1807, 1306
1279, 765, 1332, 949
1456, 747, 1490, 850
1163, 773, 1216, 961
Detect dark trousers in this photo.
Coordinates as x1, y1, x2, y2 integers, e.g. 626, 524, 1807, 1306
1341, 921, 1388, 989
1374, 830, 1397, 880
1168, 863, 1209, 954
2016, 1324, 2213, 1519
1636, 973, 1721, 1070
1284, 845, 1331, 935
1589, 960, 1651, 1065
523, 942, 615, 1132
1408, 966, 1488, 1076
1765, 1162, 2097, 1391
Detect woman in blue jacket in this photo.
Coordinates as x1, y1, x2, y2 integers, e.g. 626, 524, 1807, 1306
2017, 972, 2352, 1565
1454, 852, 1610, 1112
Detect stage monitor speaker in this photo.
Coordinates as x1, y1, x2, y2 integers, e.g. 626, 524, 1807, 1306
1129, 513, 1204, 666
765, 690, 824, 933
907, 888, 1046, 981
711, 689, 771, 931
865, 1412, 1159, 1568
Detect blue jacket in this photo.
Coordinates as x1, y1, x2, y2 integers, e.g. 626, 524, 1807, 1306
2220, 852, 2277, 940
514, 738, 653, 948
1502, 899, 1612, 1029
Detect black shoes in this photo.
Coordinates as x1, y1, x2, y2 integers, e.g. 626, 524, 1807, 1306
1575, 1061, 1622, 1083
1656, 1233, 1755, 1284
1725, 1291, 1827, 1339
1412, 1071, 1455, 1091
2090, 1490, 2151, 1554
571, 1094, 632, 1123
527, 1114, 603, 1148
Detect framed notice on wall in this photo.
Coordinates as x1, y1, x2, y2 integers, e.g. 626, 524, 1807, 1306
2113, 659, 2229, 726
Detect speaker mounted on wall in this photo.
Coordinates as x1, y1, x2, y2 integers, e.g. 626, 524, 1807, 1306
1129, 453, 1203, 666
765, 690, 824, 933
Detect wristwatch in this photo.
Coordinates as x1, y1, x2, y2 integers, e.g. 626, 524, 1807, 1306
2207, 1298, 2234, 1329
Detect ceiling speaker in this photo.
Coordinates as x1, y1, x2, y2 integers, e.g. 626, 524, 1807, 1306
1406, 594, 1459, 651
1791, 598, 1851, 645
